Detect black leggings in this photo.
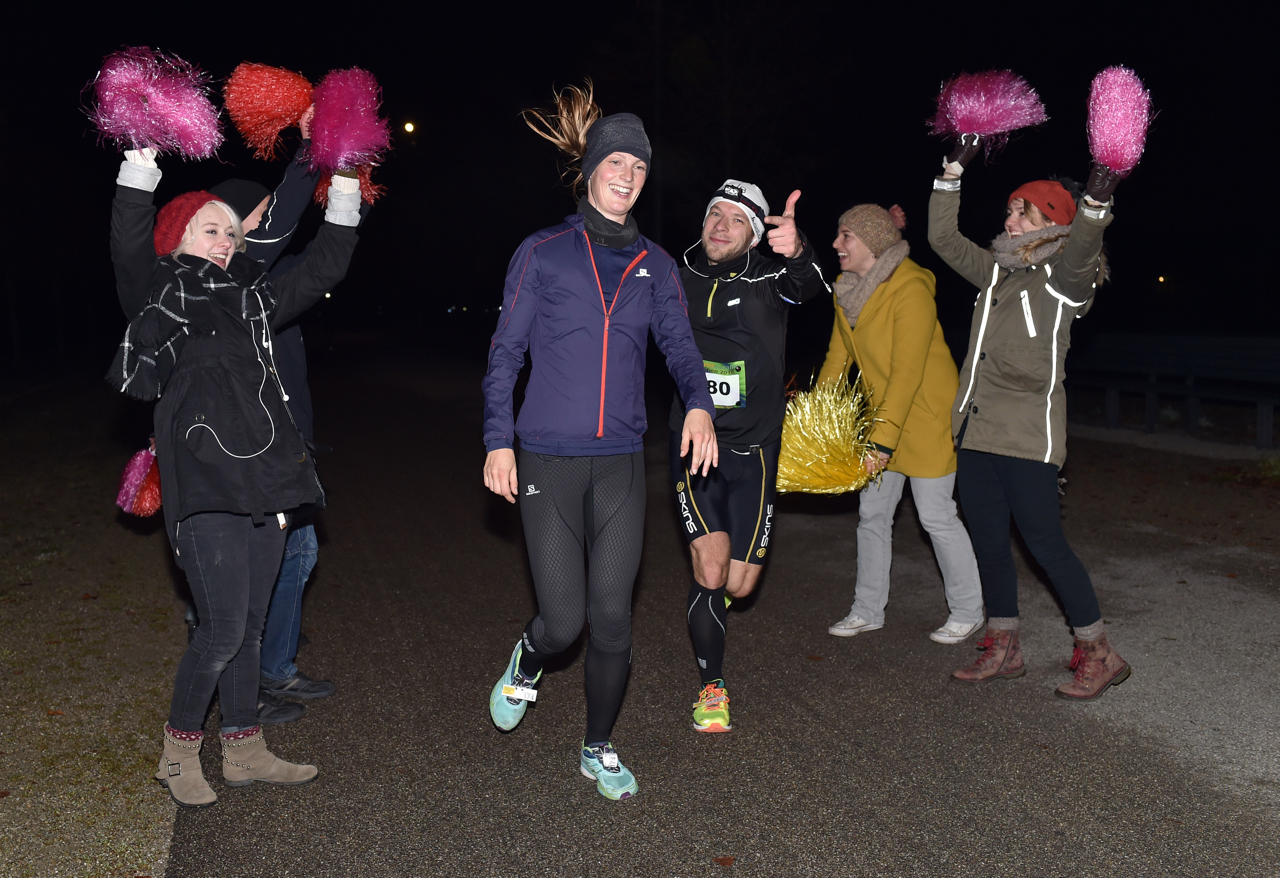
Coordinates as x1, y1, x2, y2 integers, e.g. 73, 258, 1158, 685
516, 449, 645, 742
956, 449, 1101, 628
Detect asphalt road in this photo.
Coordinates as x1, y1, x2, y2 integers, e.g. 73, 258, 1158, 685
161, 355, 1280, 878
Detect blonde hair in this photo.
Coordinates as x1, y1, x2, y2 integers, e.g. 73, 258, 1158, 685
172, 200, 247, 259
522, 80, 602, 195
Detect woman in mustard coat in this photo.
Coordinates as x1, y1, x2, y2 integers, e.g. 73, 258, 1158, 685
819, 204, 984, 644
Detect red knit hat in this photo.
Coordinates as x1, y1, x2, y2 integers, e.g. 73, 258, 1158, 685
1009, 181, 1076, 226
154, 191, 224, 256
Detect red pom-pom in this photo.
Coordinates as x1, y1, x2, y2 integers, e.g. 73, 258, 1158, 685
224, 63, 313, 160
312, 166, 387, 206
87, 46, 222, 159
888, 204, 907, 230
131, 458, 162, 517
309, 68, 391, 174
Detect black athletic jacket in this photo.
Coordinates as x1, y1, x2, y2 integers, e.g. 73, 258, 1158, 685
668, 232, 829, 449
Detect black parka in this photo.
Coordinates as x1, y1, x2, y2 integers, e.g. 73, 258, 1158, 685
109, 183, 357, 543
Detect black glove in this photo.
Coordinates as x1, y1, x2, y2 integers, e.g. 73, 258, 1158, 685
1084, 162, 1121, 204
943, 133, 983, 175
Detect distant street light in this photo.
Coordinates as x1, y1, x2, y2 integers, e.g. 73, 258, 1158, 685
405, 122, 415, 133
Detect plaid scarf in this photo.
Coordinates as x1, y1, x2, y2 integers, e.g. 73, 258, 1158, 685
107, 255, 276, 401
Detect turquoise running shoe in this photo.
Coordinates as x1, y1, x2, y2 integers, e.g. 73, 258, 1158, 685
579, 740, 638, 800
488, 641, 540, 732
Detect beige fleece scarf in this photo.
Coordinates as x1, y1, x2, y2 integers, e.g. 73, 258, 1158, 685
835, 240, 909, 327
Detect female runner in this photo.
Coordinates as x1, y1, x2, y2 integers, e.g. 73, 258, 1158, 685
482, 84, 716, 799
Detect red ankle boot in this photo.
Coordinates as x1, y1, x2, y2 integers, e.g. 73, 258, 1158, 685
952, 628, 1026, 683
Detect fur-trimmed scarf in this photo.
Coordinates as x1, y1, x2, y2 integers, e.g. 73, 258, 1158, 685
989, 225, 1110, 283
106, 255, 277, 401
990, 226, 1070, 270
834, 240, 909, 327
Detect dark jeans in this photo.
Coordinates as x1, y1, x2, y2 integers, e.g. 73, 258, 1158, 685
955, 449, 1101, 628
260, 523, 318, 681
168, 512, 287, 732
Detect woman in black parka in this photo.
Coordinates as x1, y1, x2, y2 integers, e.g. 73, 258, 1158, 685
109, 147, 361, 807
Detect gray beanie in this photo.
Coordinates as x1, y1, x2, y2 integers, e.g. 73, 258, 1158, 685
582, 113, 651, 183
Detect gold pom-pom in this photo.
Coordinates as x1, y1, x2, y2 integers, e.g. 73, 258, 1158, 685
776, 376, 880, 494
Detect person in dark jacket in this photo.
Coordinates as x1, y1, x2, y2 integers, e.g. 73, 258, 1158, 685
667, 179, 829, 733
206, 106, 342, 724
481, 83, 716, 800
108, 145, 361, 807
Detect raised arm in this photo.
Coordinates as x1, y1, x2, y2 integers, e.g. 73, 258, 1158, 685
267, 174, 360, 328
765, 191, 830, 305
111, 149, 163, 318
245, 110, 321, 269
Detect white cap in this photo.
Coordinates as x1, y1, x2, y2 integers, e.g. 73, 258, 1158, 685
705, 179, 769, 245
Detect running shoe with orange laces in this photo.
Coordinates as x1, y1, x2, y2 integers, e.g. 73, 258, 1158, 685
691, 680, 732, 732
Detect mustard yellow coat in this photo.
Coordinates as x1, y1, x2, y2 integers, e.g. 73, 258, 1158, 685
816, 257, 959, 479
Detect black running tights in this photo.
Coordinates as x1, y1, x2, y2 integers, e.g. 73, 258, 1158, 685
515, 449, 645, 743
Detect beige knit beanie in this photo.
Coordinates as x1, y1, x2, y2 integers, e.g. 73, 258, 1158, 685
837, 204, 907, 257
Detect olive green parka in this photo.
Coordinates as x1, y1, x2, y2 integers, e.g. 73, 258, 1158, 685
927, 180, 1113, 468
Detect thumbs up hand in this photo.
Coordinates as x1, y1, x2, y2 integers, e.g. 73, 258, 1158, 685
764, 189, 803, 259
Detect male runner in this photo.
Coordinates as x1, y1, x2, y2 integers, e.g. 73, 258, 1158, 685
669, 180, 829, 731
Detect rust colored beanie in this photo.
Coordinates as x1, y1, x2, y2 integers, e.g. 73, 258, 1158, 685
1009, 180, 1077, 226
837, 203, 907, 257
154, 191, 223, 256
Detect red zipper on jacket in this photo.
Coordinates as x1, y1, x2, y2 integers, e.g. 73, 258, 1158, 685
584, 232, 647, 438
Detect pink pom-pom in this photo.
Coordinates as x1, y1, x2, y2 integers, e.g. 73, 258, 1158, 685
928, 70, 1047, 148
308, 68, 391, 174
1088, 66, 1152, 176
116, 448, 155, 512
131, 458, 162, 517
888, 204, 906, 230
87, 46, 223, 159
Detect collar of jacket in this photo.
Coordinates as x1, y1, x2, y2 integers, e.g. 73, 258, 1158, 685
835, 240, 910, 327
681, 240, 753, 281
577, 196, 640, 249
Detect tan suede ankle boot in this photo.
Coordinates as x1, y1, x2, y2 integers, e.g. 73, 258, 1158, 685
952, 628, 1026, 683
1055, 632, 1131, 700
221, 728, 318, 787
156, 726, 216, 808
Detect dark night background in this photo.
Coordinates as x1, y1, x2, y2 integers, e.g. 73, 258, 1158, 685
2, 7, 1268, 386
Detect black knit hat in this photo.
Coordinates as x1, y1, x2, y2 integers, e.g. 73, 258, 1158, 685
209, 179, 271, 223
581, 113, 651, 183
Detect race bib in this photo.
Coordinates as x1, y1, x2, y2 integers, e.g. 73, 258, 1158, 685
704, 360, 746, 409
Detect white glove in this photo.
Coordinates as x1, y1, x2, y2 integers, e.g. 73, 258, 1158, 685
325, 172, 361, 227
117, 148, 161, 192
124, 148, 158, 168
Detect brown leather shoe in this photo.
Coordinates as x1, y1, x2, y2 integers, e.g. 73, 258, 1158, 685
1055, 632, 1131, 701
952, 628, 1026, 683
156, 727, 217, 808
221, 728, 318, 787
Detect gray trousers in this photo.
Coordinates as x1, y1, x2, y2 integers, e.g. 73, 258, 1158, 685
850, 471, 985, 627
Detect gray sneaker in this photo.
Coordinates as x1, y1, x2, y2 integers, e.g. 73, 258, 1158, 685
827, 612, 884, 638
